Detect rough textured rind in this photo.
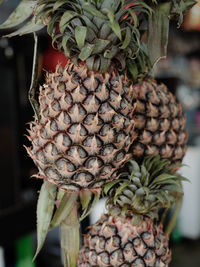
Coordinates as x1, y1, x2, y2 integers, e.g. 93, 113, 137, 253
78, 214, 171, 267
25, 62, 137, 191
130, 80, 188, 164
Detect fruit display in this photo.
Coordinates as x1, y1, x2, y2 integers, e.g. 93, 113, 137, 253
0, 0, 195, 266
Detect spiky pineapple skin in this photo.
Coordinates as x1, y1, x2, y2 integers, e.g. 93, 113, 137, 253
131, 80, 188, 164
79, 214, 171, 267
26, 62, 137, 191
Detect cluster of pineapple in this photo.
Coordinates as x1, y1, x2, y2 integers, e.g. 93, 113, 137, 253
0, 0, 195, 266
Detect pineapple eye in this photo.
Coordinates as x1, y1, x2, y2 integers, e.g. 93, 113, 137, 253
112, 236, 121, 247
77, 146, 87, 158
68, 123, 80, 134
46, 90, 54, 100
83, 135, 102, 147
57, 82, 66, 93
84, 157, 103, 169
50, 120, 58, 131
40, 128, 48, 139
51, 100, 61, 112
90, 236, 98, 247
36, 150, 47, 164
90, 251, 97, 264
110, 249, 123, 262
120, 98, 128, 109
110, 90, 119, 102
56, 158, 76, 172
73, 171, 93, 182
144, 249, 156, 262
99, 237, 106, 250
100, 165, 112, 176
101, 144, 115, 156
132, 258, 145, 266
116, 132, 126, 143
44, 167, 61, 180
41, 106, 49, 118
63, 112, 71, 124
115, 151, 125, 162
98, 252, 110, 265
64, 93, 73, 105
99, 102, 110, 114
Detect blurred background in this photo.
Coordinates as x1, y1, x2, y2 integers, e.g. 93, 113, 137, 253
0, 0, 200, 266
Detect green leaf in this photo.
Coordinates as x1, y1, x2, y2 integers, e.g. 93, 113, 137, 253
150, 159, 170, 178
159, 179, 181, 187
172, 0, 196, 26
154, 193, 166, 205
75, 25, 87, 48
3, 17, 44, 38
145, 154, 161, 173
57, 188, 65, 202
139, 1, 154, 15
53, 0, 80, 12
140, 165, 148, 185
120, 27, 131, 49
79, 192, 100, 221
147, 2, 171, 66
59, 11, 78, 33
127, 8, 138, 30
103, 179, 122, 195
50, 192, 78, 229
160, 190, 176, 205
104, 8, 122, 40
162, 184, 184, 194
99, 56, 111, 73
82, 2, 107, 19
92, 39, 110, 54
128, 160, 140, 173
115, 180, 131, 198
127, 60, 138, 80
33, 181, 57, 261
101, 0, 121, 12
164, 163, 186, 172
53, 0, 66, 11
108, 20, 121, 40
151, 173, 178, 186
0, 0, 36, 29
104, 46, 118, 59
47, 13, 60, 36
61, 204, 80, 267
79, 43, 95, 61
174, 175, 190, 183
61, 34, 71, 57
80, 189, 92, 210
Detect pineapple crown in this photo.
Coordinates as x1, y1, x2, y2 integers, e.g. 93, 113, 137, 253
0, 0, 196, 80
104, 155, 189, 222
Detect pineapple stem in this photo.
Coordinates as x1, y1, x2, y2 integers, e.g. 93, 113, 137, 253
29, 32, 40, 120
61, 202, 80, 267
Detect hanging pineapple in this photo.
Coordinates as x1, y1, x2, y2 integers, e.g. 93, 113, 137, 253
0, 0, 195, 266
79, 155, 188, 267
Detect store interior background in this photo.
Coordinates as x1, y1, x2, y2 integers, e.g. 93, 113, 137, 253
0, 1, 200, 266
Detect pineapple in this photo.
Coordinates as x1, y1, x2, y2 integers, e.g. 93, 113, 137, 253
79, 155, 188, 267
26, 62, 137, 191
79, 214, 171, 267
130, 79, 188, 164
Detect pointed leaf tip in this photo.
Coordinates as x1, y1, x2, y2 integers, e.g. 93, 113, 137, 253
33, 181, 57, 261
50, 192, 78, 229
0, 0, 36, 30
